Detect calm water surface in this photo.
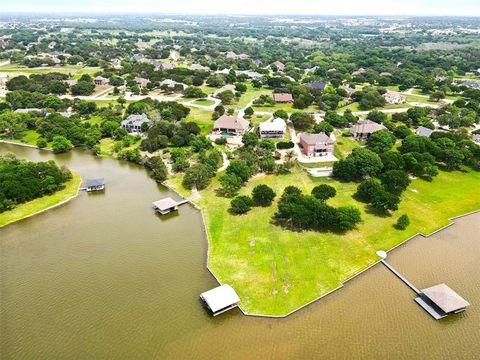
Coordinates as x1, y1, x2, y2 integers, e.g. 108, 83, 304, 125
1, 143, 479, 359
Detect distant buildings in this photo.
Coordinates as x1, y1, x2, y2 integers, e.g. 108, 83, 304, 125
121, 114, 152, 133
258, 118, 286, 139
350, 120, 386, 140
306, 82, 327, 91
93, 76, 109, 86
134, 77, 150, 88
212, 115, 250, 136
383, 90, 406, 104
416, 126, 434, 138
214, 84, 236, 97
271, 61, 285, 72
352, 67, 367, 76
225, 51, 249, 60
273, 93, 293, 103
299, 133, 335, 157
460, 80, 480, 89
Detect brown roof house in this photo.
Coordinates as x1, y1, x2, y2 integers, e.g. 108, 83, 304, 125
299, 133, 335, 157
134, 77, 150, 87
213, 115, 250, 136
273, 93, 293, 103
272, 61, 285, 72
93, 76, 110, 86
350, 120, 386, 140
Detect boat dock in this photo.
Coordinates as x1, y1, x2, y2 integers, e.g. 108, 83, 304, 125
380, 259, 420, 295
377, 250, 470, 320
153, 197, 190, 215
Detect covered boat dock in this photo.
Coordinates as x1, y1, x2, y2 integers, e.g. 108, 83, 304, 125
377, 250, 470, 320
83, 178, 105, 192
153, 197, 189, 215
200, 284, 240, 316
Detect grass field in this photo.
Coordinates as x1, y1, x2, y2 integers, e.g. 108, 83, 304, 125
167, 166, 480, 315
0, 130, 46, 148
193, 99, 215, 106
0, 172, 81, 228
186, 107, 214, 134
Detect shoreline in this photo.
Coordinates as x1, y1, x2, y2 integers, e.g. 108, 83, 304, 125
0, 139, 53, 151
164, 180, 479, 318
0, 172, 82, 229
3, 142, 478, 318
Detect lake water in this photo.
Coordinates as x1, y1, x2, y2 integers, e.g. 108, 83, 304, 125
1, 143, 479, 359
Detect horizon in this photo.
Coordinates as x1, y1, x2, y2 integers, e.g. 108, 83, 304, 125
2, 0, 480, 17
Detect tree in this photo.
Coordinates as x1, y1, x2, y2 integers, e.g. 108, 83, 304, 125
145, 156, 168, 183
219, 173, 242, 197
356, 179, 383, 202
51, 136, 72, 153
430, 91, 446, 102
252, 184, 276, 207
71, 81, 95, 96
218, 90, 235, 105
290, 112, 314, 131
371, 190, 400, 213
244, 106, 254, 117
311, 184, 336, 202
226, 160, 252, 183
230, 196, 254, 214
336, 206, 362, 231
36, 138, 47, 149
273, 109, 288, 120
259, 156, 276, 173
333, 148, 383, 181
367, 110, 387, 124
182, 163, 214, 190
367, 129, 396, 153
324, 110, 348, 128
313, 121, 334, 135
395, 214, 410, 230
184, 87, 206, 98
242, 132, 258, 147
380, 170, 410, 195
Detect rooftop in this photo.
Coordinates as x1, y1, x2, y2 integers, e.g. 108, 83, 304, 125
421, 284, 470, 313
200, 284, 240, 313
153, 197, 178, 211
85, 178, 105, 188
259, 117, 286, 132
214, 115, 250, 131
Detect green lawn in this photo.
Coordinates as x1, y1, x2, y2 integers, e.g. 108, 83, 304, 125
167, 166, 480, 316
234, 84, 272, 109
193, 99, 215, 106
186, 107, 214, 134
334, 134, 362, 159
0, 172, 81, 228
0, 130, 46, 148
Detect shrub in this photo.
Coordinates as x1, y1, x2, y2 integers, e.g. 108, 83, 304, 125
336, 206, 362, 231
214, 137, 227, 145
311, 184, 336, 202
276, 141, 294, 150
36, 138, 47, 149
252, 184, 276, 207
395, 214, 410, 230
51, 136, 72, 153
230, 196, 254, 214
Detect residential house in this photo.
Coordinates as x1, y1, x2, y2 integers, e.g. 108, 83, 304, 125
47, 41, 56, 49
258, 118, 286, 139
416, 126, 434, 138
226, 51, 238, 59
214, 84, 236, 97
153, 61, 175, 71
160, 79, 185, 90
272, 61, 285, 72
380, 72, 393, 77
212, 115, 250, 136
352, 67, 367, 76
350, 120, 386, 140
190, 64, 209, 71
383, 90, 406, 104
93, 76, 110, 86
472, 134, 480, 144
63, 79, 78, 86
273, 93, 293, 103
121, 114, 152, 133
299, 133, 335, 157
246, 71, 262, 79
306, 82, 327, 91
134, 77, 150, 88
112, 58, 122, 68
461, 80, 480, 89
253, 59, 263, 67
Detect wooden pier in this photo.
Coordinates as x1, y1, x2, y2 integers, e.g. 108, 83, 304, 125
379, 255, 469, 320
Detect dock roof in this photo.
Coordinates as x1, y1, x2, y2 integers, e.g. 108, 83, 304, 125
153, 197, 178, 211
421, 284, 470, 313
85, 178, 105, 187
200, 284, 240, 313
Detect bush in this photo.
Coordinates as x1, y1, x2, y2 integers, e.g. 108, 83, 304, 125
395, 214, 410, 230
36, 138, 47, 149
145, 156, 168, 183
51, 136, 73, 153
230, 196, 254, 214
356, 179, 383, 202
214, 137, 227, 145
276, 141, 294, 150
252, 184, 276, 206
311, 184, 336, 202
336, 206, 362, 231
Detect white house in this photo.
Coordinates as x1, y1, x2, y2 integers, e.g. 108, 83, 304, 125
258, 118, 286, 139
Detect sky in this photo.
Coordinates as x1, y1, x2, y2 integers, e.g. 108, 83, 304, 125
1, 0, 480, 16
